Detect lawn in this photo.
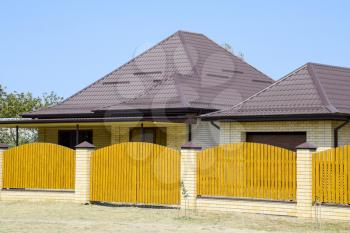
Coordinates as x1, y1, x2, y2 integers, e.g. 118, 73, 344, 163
0, 201, 349, 233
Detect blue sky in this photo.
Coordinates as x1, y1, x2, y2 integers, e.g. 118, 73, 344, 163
1, 1, 349, 98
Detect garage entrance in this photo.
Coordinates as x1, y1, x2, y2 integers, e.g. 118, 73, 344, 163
246, 132, 306, 151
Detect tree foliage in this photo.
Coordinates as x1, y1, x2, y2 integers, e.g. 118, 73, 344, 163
0, 85, 63, 146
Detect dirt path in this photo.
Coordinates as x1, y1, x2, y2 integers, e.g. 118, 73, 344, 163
0, 202, 349, 233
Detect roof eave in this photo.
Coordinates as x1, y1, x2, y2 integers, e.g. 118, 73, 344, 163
201, 113, 350, 122
0, 115, 196, 126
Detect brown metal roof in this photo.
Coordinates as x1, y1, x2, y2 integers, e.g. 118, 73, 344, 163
203, 63, 350, 120
23, 31, 273, 119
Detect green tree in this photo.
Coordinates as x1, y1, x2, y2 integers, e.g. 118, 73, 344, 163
0, 85, 63, 146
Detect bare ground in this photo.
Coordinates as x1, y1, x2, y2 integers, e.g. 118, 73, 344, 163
0, 202, 349, 233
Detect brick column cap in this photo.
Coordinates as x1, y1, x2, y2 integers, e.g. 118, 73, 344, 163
296, 142, 317, 150
181, 142, 202, 150
75, 141, 95, 149
0, 143, 9, 149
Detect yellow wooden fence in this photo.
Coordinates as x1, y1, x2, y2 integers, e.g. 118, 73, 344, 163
91, 142, 180, 206
313, 145, 350, 205
3, 143, 75, 190
197, 143, 296, 201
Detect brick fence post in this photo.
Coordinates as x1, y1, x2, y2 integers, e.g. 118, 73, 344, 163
75, 141, 95, 204
180, 142, 202, 210
0, 144, 9, 201
296, 142, 317, 219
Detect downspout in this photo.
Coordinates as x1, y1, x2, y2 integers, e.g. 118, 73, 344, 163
141, 123, 145, 142
76, 124, 80, 146
15, 125, 19, 146
334, 119, 350, 147
188, 124, 192, 142
210, 121, 220, 130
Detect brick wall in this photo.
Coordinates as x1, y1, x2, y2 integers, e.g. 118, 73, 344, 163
192, 119, 220, 149
38, 126, 111, 149
334, 121, 350, 146
111, 123, 187, 150
220, 120, 334, 151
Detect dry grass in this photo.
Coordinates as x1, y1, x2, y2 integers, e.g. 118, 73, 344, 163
0, 201, 349, 233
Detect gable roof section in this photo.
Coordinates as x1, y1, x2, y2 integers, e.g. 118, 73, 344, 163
203, 63, 350, 120
23, 31, 273, 118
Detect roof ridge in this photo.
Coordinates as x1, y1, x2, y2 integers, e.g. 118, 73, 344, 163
307, 63, 338, 113
307, 62, 350, 71
177, 31, 199, 76
176, 30, 205, 36
173, 73, 190, 108
200, 34, 274, 82
203, 64, 309, 117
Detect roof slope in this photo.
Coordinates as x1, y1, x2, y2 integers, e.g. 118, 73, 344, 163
203, 63, 350, 120
24, 31, 273, 118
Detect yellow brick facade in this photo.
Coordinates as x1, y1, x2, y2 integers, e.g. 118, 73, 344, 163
220, 120, 335, 151
38, 123, 187, 150
334, 121, 350, 146
38, 126, 111, 149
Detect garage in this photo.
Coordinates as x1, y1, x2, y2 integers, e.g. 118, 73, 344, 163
246, 132, 306, 151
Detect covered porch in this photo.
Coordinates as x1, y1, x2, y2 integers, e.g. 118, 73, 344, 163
0, 117, 190, 150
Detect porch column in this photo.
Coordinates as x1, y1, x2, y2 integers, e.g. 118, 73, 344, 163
0, 144, 9, 200
180, 142, 201, 210
296, 142, 317, 219
75, 141, 95, 204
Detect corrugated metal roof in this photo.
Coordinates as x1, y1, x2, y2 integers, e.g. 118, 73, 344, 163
23, 31, 273, 118
203, 63, 350, 119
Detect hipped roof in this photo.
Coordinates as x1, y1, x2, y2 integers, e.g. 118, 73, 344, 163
203, 63, 350, 121
23, 31, 273, 119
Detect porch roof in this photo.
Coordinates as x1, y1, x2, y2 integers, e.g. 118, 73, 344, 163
0, 116, 192, 128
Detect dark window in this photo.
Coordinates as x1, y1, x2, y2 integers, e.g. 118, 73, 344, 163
129, 127, 166, 146
58, 130, 93, 149
246, 132, 306, 151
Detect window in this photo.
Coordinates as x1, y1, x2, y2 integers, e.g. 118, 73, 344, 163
58, 130, 93, 149
129, 127, 166, 146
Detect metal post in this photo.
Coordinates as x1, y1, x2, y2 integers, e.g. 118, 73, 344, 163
15, 125, 19, 146
76, 124, 80, 146
188, 124, 192, 142
141, 123, 145, 142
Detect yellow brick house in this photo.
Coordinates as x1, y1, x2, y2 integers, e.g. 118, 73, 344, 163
0, 31, 273, 149
202, 63, 350, 151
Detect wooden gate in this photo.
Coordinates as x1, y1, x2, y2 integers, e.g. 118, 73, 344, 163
90, 142, 180, 206
313, 145, 350, 205
197, 143, 296, 201
3, 143, 75, 190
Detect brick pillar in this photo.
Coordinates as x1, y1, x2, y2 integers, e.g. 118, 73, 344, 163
75, 141, 95, 204
180, 142, 202, 210
0, 143, 9, 200
296, 142, 317, 219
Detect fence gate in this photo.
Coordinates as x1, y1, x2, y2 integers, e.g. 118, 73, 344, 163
197, 143, 296, 202
313, 145, 350, 205
90, 142, 180, 206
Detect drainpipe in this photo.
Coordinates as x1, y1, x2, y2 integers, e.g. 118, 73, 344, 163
15, 125, 19, 146
76, 124, 80, 146
334, 119, 350, 147
141, 123, 145, 142
188, 124, 192, 142
210, 121, 220, 130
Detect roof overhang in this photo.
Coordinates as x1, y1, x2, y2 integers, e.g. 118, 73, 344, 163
21, 107, 216, 119
201, 113, 350, 122
0, 116, 196, 128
